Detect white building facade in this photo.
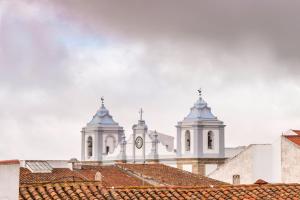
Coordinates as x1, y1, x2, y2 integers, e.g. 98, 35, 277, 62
81, 92, 226, 175
209, 130, 300, 184
0, 160, 20, 200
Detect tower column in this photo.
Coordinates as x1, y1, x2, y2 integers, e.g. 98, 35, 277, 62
81, 131, 85, 160
176, 124, 182, 157
120, 135, 127, 162
150, 131, 159, 161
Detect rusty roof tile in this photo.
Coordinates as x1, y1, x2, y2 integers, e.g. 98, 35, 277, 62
117, 163, 226, 186
285, 135, 300, 146
0, 159, 19, 165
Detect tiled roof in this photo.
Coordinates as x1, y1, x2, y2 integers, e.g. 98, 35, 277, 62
20, 165, 149, 187
20, 167, 88, 184
75, 165, 150, 187
285, 135, 300, 146
20, 164, 223, 187
19, 182, 300, 200
0, 159, 19, 165
117, 163, 226, 186
292, 130, 300, 135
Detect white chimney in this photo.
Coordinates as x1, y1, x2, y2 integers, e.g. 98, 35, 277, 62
0, 160, 20, 200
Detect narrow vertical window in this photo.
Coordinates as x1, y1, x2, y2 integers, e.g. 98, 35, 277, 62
105, 136, 115, 154
87, 136, 93, 157
233, 175, 240, 185
185, 130, 191, 152
208, 131, 214, 150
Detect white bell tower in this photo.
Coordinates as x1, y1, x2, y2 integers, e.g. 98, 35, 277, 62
81, 97, 124, 161
176, 90, 225, 159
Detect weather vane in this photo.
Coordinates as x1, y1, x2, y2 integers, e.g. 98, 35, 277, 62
198, 88, 202, 97
139, 108, 144, 120
101, 97, 104, 106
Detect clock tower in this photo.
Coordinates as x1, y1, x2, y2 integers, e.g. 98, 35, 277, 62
132, 108, 147, 163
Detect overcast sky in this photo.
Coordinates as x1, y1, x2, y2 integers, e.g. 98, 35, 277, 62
1, 0, 300, 160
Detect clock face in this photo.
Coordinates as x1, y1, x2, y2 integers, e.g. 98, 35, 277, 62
135, 136, 143, 149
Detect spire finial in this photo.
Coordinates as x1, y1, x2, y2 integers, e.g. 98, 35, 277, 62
139, 108, 144, 121
101, 97, 104, 106
197, 88, 202, 98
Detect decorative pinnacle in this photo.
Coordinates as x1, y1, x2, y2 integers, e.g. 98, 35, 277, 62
197, 88, 202, 98
139, 108, 144, 121
101, 97, 104, 106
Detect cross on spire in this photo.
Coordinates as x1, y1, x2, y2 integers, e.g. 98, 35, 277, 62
101, 97, 104, 106
139, 108, 144, 121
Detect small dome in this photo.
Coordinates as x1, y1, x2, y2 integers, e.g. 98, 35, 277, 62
87, 103, 118, 126
183, 96, 217, 122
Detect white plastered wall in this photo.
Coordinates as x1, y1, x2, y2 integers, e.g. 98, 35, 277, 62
252, 144, 273, 182
0, 162, 20, 200
281, 136, 300, 183
182, 164, 193, 173
208, 144, 272, 184
271, 137, 282, 183
205, 164, 218, 175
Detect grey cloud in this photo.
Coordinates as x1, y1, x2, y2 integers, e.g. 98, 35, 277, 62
0, 1, 69, 91
1, 0, 300, 159
49, 0, 300, 67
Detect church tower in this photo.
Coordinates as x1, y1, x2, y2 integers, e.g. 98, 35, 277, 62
177, 90, 225, 158
176, 90, 225, 174
132, 108, 147, 163
81, 98, 124, 161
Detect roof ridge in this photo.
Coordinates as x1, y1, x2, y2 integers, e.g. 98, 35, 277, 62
20, 181, 300, 189
285, 135, 300, 137
19, 182, 300, 199
0, 159, 19, 165
20, 180, 103, 187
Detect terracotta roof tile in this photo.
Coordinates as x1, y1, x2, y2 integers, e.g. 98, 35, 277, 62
19, 182, 300, 200
292, 130, 300, 135
254, 179, 268, 185
76, 165, 150, 187
285, 135, 300, 146
20, 163, 225, 188
117, 163, 226, 186
0, 159, 19, 165
20, 165, 149, 187
20, 167, 88, 184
